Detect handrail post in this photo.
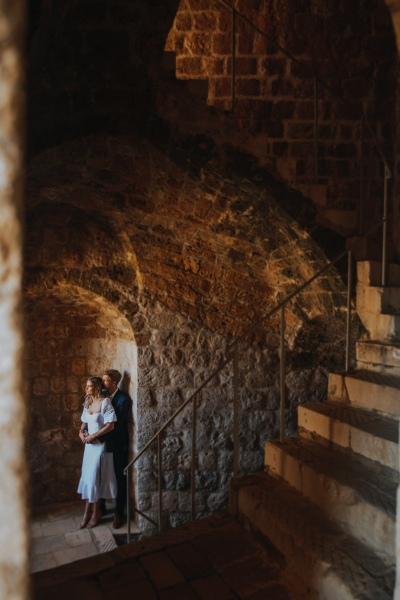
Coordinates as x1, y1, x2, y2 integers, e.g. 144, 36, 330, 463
233, 344, 239, 477
126, 467, 131, 544
231, 8, 236, 111
359, 115, 365, 236
157, 433, 162, 532
382, 166, 389, 287
280, 307, 286, 442
314, 76, 318, 183
345, 250, 353, 372
191, 396, 197, 520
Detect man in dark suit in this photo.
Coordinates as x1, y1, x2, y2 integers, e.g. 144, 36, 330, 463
100, 369, 130, 529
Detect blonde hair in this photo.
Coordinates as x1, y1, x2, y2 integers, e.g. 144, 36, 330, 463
83, 376, 103, 408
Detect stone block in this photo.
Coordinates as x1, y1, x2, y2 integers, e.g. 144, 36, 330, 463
35, 579, 103, 600
166, 543, 213, 579
193, 11, 217, 31
51, 377, 66, 393
191, 574, 233, 599
236, 77, 261, 96
175, 11, 193, 31
176, 56, 206, 78
211, 76, 231, 98
356, 340, 400, 376
33, 377, 49, 394
211, 33, 231, 55
99, 560, 146, 591
139, 551, 185, 590
159, 582, 199, 600
71, 358, 85, 375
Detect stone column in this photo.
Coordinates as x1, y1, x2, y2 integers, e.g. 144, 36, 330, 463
0, 2, 28, 599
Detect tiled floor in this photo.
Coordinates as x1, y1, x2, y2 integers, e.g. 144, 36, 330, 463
32, 512, 294, 600
30, 500, 140, 573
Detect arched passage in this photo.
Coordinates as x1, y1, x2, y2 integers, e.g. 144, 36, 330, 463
25, 284, 137, 506
25, 134, 350, 532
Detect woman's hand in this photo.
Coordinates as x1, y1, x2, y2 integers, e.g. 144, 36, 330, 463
84, 434, 96, 444
79, 430, 88, 443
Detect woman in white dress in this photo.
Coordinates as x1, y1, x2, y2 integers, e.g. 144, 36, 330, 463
77, 376, 117, 528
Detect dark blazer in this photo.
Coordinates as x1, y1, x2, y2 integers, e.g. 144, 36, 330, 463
100, 389, 130, 453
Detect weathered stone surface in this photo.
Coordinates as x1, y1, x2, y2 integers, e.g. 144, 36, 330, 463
23, 0, 398, 538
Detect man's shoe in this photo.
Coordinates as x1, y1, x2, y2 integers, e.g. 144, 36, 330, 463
112, 516, 124, 529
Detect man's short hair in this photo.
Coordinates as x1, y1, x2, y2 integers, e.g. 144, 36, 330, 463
103, 369, 122, 384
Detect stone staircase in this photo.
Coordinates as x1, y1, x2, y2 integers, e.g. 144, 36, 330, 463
231, 260, 400, 599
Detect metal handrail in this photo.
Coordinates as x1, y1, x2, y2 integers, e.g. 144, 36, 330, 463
125, 3, 394, 540
125, 218, 387, 541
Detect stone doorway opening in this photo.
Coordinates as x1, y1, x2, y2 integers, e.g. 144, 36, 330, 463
25, 285, 137, 510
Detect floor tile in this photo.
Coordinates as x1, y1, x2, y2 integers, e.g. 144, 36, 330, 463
32, 513, 294, 600
53, 542, 99, 566
30, 552, 58, 573
159, 581, 200, 600
32, 534, 68, 556
139, 550, 186, 590
29, 501, 141, 573
90, 525, 118, 553
98, 560, 147, 591
104, 579, 158, 600
166, 542, 214, 579
47, 502, 82, 521
32, 578, 103, 600
191, 574, 236, 599
41, 518, 77, 537
65, 528, 92, 547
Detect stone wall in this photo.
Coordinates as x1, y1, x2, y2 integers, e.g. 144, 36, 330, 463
25, 135, 351, 529
164, 0, 398, 235
26, 0, 399, 246
134, 294, 341, 532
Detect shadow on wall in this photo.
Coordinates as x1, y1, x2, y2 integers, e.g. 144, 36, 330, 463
120, 370, 131, 395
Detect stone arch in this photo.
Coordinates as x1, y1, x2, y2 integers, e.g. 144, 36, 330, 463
26, 134, 345, 338
25, 133, 351, 530
25, 283, 137, 506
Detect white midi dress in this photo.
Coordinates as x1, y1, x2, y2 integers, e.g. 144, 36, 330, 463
77, 398, 117, 503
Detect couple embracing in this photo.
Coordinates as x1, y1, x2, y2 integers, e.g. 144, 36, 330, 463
77, 369, 130, 530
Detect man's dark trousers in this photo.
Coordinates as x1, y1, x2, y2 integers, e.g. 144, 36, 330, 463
100, 388, 130, 518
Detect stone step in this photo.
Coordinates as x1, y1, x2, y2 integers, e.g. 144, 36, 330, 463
328, 370, 400, 417
357, 261, 400, 288
357, 285, 400, 314
356, 339, 400, 376
356, 308, 400, 342
264, 436, 396, 562
298, 401, 399, 471
356, 284, 400, 341
231, 472, 394, 600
